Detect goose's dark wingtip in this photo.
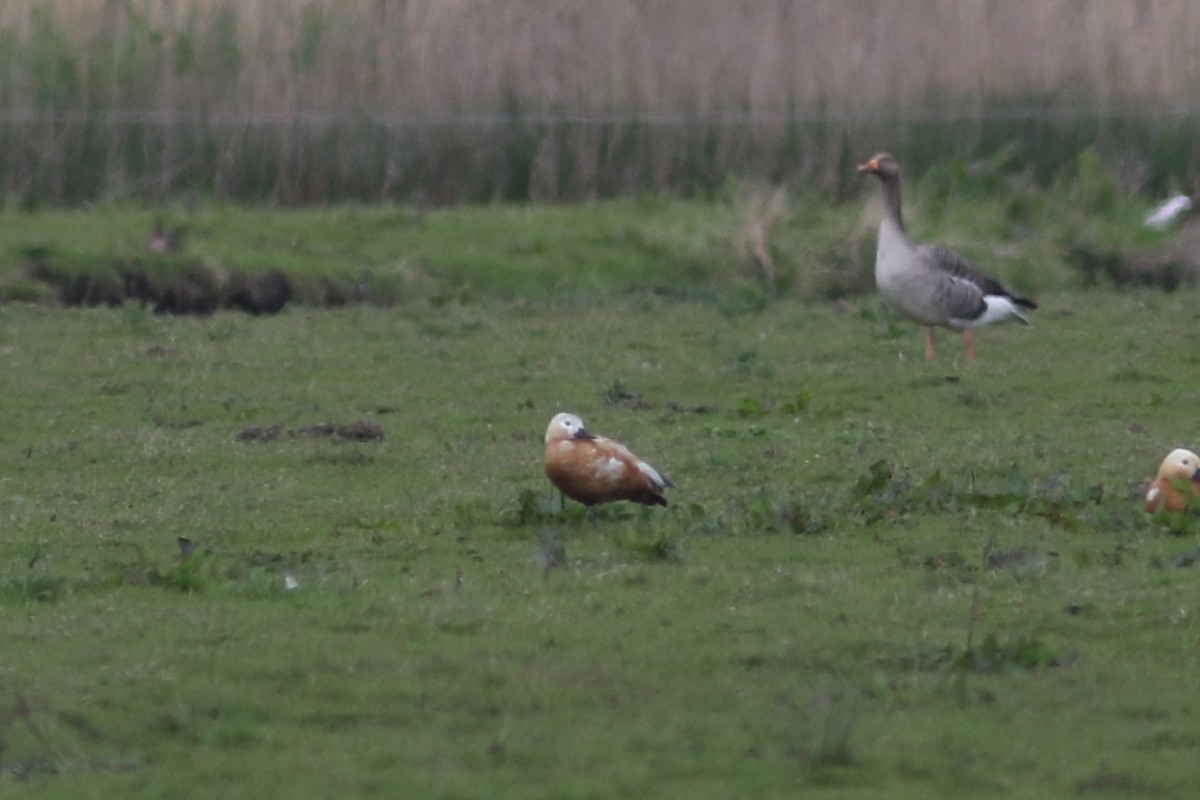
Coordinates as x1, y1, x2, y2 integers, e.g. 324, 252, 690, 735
1013, 296, 1038, 311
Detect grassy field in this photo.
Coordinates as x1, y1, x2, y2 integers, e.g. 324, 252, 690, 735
0, 178, 1199, 796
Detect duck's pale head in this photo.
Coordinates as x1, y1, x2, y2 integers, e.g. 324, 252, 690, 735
545, 412, 596, 445
1157, 447, 1200, 482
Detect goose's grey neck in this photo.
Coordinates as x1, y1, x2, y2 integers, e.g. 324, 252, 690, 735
879, 173, 905, 232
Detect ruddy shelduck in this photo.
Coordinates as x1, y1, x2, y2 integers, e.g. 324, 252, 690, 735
544, 412, 672, 509
1145, 448, 1200, 512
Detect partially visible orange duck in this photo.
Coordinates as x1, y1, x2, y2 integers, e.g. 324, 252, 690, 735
544, 413, 672, 510
1145, 448, 1200, 512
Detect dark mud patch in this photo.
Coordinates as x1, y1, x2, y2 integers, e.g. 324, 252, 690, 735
27, 258, 295, 316
1063, 240, 1200, 291
238, 420, 385, 443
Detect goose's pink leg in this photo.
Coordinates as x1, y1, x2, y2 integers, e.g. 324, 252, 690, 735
924, 328, 937, 361
962, 330, 977, 360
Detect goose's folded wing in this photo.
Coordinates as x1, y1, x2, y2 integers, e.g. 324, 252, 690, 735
916, 246, 988, 320
919, 244, 1007, 295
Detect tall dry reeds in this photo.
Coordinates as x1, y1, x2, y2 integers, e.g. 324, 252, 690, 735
1, 0, 1199, 205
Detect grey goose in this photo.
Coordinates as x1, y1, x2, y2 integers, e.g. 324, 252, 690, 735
858, 153, 1037, 360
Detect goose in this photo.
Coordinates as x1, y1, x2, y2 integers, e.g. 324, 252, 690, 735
858, 153, 1037, 360
544, 412, 672, 511
1144, 448, 1200, 513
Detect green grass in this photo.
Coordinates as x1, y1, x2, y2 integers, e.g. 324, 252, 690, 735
0, 149, 1182, 310
0, 285, 1197, 796
0, 182, 1198, 796
0, 197, 731, 306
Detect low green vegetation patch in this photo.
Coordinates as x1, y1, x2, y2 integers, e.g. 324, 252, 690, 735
1, 148, 1195, 316
0, 198, 736, 311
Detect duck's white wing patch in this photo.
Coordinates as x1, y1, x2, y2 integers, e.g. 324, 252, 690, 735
599, 456, 626, 484
604, 438, 671, 490
1146, 486, 1161, 505
636, 461, 668, 489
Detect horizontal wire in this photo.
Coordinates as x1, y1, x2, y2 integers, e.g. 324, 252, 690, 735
1, 105, 1199, 127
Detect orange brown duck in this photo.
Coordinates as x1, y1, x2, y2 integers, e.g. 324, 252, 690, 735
543, 412, 672, 511
1144, 448, 1200, 512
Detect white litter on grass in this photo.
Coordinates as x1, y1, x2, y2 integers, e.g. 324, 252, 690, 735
283, 573, 300, 591
1144, 195, 1193, 229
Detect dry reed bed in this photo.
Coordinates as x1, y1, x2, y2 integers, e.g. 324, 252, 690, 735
1, 0, 1198, 204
